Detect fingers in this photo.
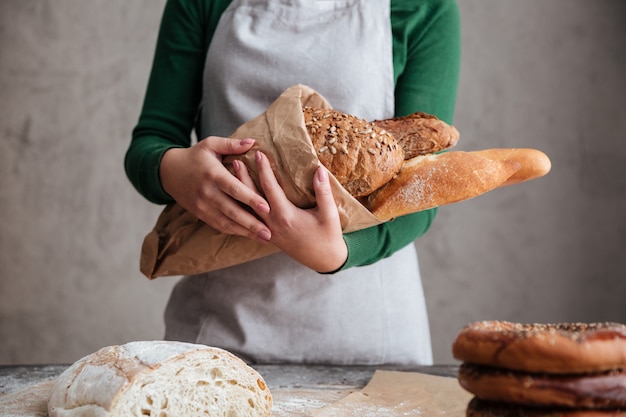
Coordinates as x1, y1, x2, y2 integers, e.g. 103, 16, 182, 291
202, 137, 270, 215
159, 140, 272, 242
200, 195, 271, 243
232, 159, 258, 192
254, 151, 288, 209
210, 166, 272, 242
312, 166, 339, 223
205, 136, 256, 156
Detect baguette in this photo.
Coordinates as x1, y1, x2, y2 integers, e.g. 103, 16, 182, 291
48, 341, 272, 417
473, 148, 551, 187
366, 151, 521, 220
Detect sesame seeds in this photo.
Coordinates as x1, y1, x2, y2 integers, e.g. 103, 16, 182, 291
302, 106, 404, 197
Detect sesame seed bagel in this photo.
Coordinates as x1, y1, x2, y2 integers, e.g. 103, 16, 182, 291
453, 321, 626, 374
466, 398, 626, 417
458, 363, 626, 409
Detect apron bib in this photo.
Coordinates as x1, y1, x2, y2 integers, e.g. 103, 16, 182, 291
165, 0, 433, 365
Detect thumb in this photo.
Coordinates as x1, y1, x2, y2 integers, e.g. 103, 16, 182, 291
205, 136, 256, 156
313, 166, 339, 220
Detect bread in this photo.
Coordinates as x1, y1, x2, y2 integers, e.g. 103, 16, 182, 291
452, 321, 626, 374
303, 106, 405, 197
458, 363, 626, 409
365, 151, 521, 220
48, 341, 272, 417
454, 321, 626, 417
466, 397, 626, 417
372, 112, 460, 159
473, 148, 552, 187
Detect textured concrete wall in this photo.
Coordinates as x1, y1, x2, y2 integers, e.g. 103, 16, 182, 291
1, 1, 625, 365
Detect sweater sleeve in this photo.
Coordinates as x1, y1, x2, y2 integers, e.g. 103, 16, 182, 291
340, 0, 461, 270
125, 0, 460, 270
124, 0, 228, 204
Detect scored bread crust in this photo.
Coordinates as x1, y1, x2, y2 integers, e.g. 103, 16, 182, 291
458, 363, 626, 409
372, 112, 460, 160
303, 107, 404, 197
466, 397, 626, 417
473, 148, 552, 187
365, 151, 520, 220
452, 321, 626, 374
48, 341, 272, 417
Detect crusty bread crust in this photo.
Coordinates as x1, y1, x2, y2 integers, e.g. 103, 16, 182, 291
473, 148, 551, 187
303, 107, 404, 197
365, 151, 520, 220
466, 398, 626, 417
458, 363, 626, 408
453, 321, 626, 374
48, 341, 272, 417
372, 112, 460, 159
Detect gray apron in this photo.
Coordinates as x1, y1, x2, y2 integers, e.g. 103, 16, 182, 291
164, 0, 433, 365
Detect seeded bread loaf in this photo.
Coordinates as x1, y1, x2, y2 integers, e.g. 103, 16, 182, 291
452, 321, 626, 374
458, 363, 626, 409
304, 106, 405, 197
466, 397, 626, 417
372, 112, 460, 159
48, 341, 272, 417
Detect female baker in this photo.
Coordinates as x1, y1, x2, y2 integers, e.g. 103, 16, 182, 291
125, 0, 460, 365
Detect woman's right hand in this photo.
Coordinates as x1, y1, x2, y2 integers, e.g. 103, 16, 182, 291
159, 137, 272, 243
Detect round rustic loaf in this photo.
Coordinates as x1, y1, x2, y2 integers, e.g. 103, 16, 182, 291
48, 341, 272, 417
458, 363, 626, 409
303, 106, 404, 197
452, 321, 626, 374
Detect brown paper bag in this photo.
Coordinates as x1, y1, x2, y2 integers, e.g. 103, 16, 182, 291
140, 85, 384, 279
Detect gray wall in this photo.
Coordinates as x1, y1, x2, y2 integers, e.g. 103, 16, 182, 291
1, 1, 625, 365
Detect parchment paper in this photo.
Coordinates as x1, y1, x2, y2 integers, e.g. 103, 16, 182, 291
311, 370, 472, 417
140, 84, 384, 279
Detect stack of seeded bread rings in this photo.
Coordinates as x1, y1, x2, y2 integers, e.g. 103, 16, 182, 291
452, 320, 626, 417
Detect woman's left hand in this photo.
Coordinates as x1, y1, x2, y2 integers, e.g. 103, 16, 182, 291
233, 151, 348, 273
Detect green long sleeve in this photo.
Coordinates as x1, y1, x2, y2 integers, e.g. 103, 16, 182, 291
125, 0, 460, 270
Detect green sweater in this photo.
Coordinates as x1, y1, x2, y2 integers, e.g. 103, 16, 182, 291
125, 0, 460, 270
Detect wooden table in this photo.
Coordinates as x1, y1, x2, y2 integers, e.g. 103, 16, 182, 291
0, 364, 460, 416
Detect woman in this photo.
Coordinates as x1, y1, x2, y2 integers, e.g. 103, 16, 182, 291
125, 0, 460, 365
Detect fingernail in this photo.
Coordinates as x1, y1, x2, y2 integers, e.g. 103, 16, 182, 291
257, 201, 270, 213
232, 159, 240, 172
255, 150, 263, 162
258, 229, 271, 241
240, 138, 255, 146
317, 166, 328, 182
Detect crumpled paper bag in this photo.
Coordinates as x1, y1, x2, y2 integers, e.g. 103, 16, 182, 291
140, 84, 384, 279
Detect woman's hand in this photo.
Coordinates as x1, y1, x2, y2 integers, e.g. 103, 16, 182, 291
159, 137, 272, 243
235, 150, 348, 273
